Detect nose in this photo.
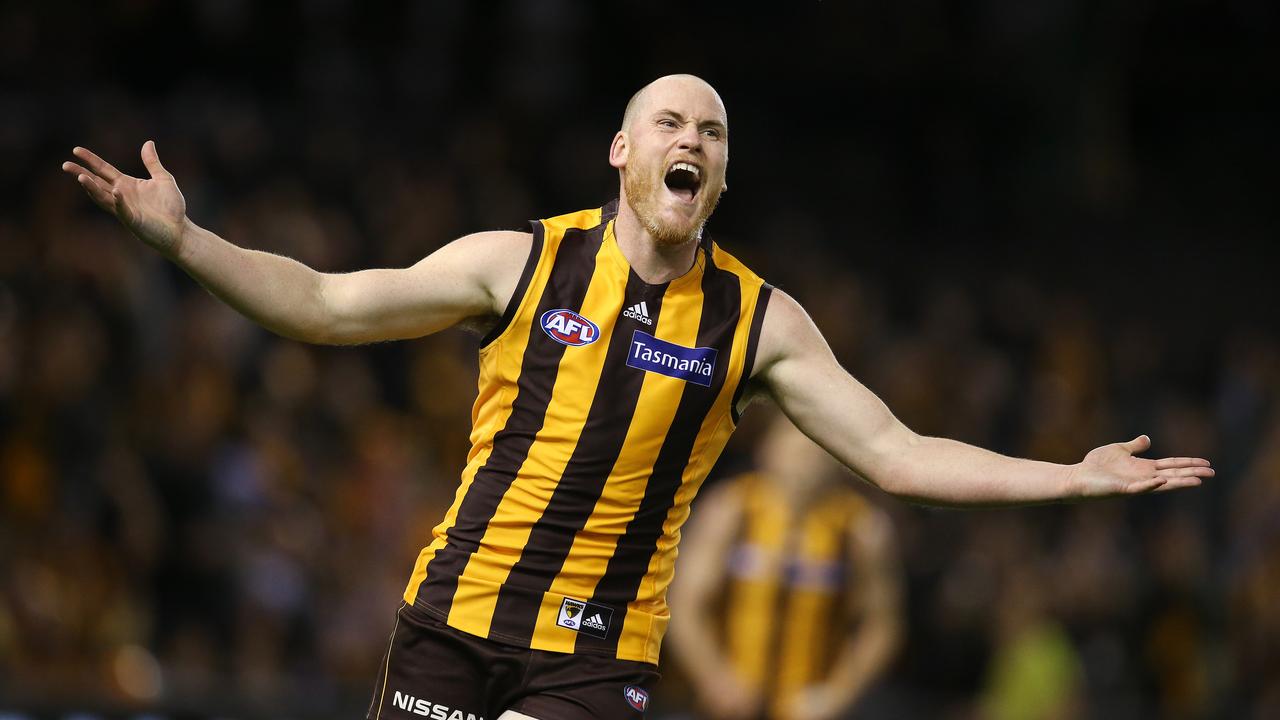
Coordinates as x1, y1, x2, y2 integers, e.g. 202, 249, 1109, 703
676, 122, 702, 152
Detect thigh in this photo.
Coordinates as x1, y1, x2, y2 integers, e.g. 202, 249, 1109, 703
367, 603, 519, 720
508, 650, 660, 720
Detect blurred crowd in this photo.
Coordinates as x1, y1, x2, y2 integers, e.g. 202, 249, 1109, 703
1, 1, 1276, 718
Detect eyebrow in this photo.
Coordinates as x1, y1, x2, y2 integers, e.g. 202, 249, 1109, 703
655, 109, 728, 134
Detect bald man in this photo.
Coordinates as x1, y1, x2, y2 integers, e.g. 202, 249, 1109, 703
63, 74, 1213, 720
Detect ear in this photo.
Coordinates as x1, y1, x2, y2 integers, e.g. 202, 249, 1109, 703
608, 131, 628, 169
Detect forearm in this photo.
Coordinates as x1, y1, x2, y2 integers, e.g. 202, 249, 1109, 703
168, 218, 332, 343
875, 434, 1080, 506
821, 618, 901, 709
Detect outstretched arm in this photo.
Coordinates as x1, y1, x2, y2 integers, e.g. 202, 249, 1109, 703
748, 290, 1214, 506
62, 142, 530, 345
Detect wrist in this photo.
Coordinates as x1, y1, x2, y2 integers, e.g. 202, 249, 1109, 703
164, 216, 197, 264
1063, 462, 1086, 499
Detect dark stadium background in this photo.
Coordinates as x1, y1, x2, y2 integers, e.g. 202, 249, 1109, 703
2, 1, 1277, 718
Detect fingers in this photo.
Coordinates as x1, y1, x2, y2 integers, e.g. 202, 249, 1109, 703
1118, 434, 1151, 454
1140, 465, 1213, 493
140, 140, 169, 178
65, 164, 117, 210
1153, 456, 1212, 470
71, 146, 123, 183
1154, 476, 1203, 492
61, 160, 90, 178
61, 160, 109, 191
1157, 466, 1215, 480
111, 188, 135, 226
82, 175, 117, 209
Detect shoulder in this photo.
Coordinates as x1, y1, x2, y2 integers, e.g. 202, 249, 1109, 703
539, 202, 618, 240
411, 230, 536, 327
444, 229, 535, 260
760, 287, 813, 332
708, 241, 767, 286
753, 288, 830, 375
419, 230, 534, 274
451, 229, 535, 278
731, 289, 829, 414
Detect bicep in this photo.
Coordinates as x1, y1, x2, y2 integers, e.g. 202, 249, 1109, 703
318, 230, 532, 344
753, 291, 918, 486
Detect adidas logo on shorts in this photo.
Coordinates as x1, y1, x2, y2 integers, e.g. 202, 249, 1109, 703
622, 301, 653, 325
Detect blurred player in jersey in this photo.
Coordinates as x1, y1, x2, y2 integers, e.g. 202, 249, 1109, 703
670, 413, 902, 720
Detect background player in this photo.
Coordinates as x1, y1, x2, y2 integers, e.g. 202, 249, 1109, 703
669, 413, 902, 720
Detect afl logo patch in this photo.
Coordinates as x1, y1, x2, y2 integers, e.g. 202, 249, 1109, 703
623, 685, 649, 711
540, 309, 600, 346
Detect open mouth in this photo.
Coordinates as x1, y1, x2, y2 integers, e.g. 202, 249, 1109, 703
664, 162, 702, 204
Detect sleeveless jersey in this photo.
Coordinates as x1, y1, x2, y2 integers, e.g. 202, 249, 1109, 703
402, 200, 772, 664
721, 473, 870, 718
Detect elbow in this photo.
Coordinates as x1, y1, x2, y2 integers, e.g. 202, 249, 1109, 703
305, 273, 347, 345
864, 429, 926, 499
294, 324, 340, 346
301, 321, 368, 346
261, 296, 346, 345
261, 321, 335, 346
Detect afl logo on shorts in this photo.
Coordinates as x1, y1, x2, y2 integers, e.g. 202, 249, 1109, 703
623, 685, 649, 711
541, 309, 600, 346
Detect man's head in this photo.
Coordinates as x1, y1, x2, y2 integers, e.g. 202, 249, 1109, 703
610, 75, 728, 247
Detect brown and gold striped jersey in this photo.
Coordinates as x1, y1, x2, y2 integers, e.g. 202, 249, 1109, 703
721, 474, 869, 719
402, 200, 772, 664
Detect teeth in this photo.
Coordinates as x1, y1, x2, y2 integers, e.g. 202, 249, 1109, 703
670, 162, 700, 178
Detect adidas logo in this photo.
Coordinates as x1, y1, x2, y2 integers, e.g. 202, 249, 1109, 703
622, 301, 653, 325
555, 596, 613, 638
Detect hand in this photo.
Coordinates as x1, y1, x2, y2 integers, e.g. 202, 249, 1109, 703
1072, 435, 1213, 498
782, 685, 849, 720
61, 141, 188, 256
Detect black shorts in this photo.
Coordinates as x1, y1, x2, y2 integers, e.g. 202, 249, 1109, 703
366, 603, 660, 720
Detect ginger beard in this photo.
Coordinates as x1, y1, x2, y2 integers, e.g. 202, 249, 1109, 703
623, 157, 723, 247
